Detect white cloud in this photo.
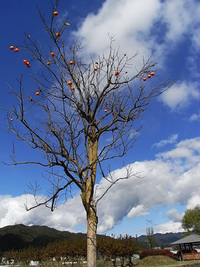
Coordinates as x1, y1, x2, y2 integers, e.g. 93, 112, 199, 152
162, 0, 193, 42
167, 208, 183, 222
186, 195, 200, 210
0, 194, 86, 232
157, 137, 200, 171
152, 134, 178, 148
127, 204, 149, 218
73, 0, 200, 112
192, 27, 200, 51
96, 137, 200, 232
173, 164, 200, 205
75, 0, 199, 59
74, 0, 200, 61
159, 81, 200, 110
75, 0, 161, 59
155, 221, 184, 234
189, 112, 200, 122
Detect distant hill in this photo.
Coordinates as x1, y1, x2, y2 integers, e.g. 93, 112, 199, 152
0, 224, 85, 252
137, 232, 184, 248
0, 224, 184, 252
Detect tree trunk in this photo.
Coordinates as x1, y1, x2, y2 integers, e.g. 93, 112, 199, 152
86, 204, 98, 267
120, 256, 124, 266
112, 258, 116, 267
128, 255, 133, 266
85, 125, 98, 267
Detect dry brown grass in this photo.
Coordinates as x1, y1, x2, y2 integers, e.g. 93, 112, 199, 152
133, 255, 200, 267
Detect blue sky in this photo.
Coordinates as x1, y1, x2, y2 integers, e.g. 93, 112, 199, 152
0, 0, 199, 237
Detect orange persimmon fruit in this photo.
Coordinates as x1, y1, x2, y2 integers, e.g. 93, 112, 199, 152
68, 81, 72, 86
70, 86, 75, 91
53, 11, 58, 16
56, 32, 61, 38
26, 62, 31, 68
69, 61, 73, 65
115, 71, 119, 76
148, 74, 151, 78
94, 67, 98, 71
10, 45, 14, 50
51, 52, 55, 57
14, 48, 19, 52
47, 61, 51, 66
10, 118, 14, 121
23, 59, 27, 64
35, 91, 40, 95
143, 77, 147, 81
150, 72, 155, 76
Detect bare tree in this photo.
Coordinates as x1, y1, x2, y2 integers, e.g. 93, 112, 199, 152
146, 227, 156, 249
5, 1, 173, 266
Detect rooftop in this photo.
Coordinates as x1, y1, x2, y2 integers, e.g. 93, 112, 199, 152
171, 234, 200, 245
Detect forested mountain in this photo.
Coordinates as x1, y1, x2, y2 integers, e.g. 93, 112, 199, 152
137, 232, 184, 248
0, 224, 85, 251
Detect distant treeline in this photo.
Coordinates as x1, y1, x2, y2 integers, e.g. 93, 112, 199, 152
3, 235, 138, 266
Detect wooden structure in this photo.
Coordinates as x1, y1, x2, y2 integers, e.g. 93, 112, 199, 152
171, 234, 200, 261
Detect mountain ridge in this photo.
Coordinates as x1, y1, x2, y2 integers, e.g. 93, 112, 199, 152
0, 224, 86, 252
137, 232, 184, 247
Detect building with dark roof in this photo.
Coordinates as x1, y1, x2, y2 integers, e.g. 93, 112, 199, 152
171, 234, 200, 261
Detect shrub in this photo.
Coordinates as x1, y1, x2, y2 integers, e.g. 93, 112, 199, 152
139, 249, 173, 259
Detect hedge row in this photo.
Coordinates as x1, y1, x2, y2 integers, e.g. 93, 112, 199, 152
139, 249, 174, 259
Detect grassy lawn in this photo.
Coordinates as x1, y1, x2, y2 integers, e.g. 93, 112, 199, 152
96, 256, 200, 266
132, 255, 200, 267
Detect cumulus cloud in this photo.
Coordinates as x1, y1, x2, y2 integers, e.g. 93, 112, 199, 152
159, 82, 200, 110
152, 134, 178, 148
127, 204, 149, 218
186, 195, 200, 210
96, 137, 200, 232
172, 164, 200, 205
73, 0, 200, 110
96, 160, 174, 232
167, 209, 183, 222
74, 0, 200, 63
75, 0, 161, 59
0, 194, 86, 232
161, 0, 193, 42
155, 221, 184, 234
157, 137, 200, 171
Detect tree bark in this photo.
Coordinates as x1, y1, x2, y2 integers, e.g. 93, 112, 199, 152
82, 127, 98, 267
86, 204, 98, 267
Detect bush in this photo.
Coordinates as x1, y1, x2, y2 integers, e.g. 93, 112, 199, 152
139, 249, 173, 259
